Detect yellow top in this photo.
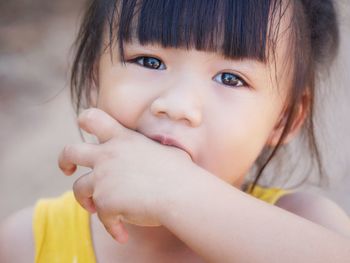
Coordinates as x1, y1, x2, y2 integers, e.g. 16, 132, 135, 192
33, 186, 292, 263
247, 184, 294, 205
33, 192, 96, 263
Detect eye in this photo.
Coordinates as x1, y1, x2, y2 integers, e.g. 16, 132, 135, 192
213, 72, 247, 88
132, 56, 166, 70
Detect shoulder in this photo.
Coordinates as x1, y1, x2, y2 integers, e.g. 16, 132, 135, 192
276, 190, 350, 238
0, 207, 35, 263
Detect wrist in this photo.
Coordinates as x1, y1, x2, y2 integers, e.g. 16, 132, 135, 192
157, 164, 215, 227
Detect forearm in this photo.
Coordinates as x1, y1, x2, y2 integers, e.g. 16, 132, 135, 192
160, 168, 350, 262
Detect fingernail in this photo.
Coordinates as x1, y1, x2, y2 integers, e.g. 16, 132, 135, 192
64, 165, 76, 176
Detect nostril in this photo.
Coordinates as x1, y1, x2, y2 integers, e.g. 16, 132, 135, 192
150, 98, 167, 116
151, 109, 169, 119
150, 95, 202, 127
186, 110, 202, 127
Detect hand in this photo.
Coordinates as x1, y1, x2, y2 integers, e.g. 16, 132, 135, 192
58, 108, 195, 243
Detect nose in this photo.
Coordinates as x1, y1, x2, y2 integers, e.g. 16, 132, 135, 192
150, 82, 203, 127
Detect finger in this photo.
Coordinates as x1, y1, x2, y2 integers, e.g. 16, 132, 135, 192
73, 172, 96, 213
78, 108, 125, 143
109, 220, 129, 244
58, 143, 99, 175
99, 213, 129, 244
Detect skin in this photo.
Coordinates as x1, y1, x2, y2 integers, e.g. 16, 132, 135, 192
1, 6, 350, 263
96, 42, 288, 187
92, 40, 290, 235
55, 35, 350, 261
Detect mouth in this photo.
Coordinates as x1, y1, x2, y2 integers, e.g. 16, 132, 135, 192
149, 134, 193, 161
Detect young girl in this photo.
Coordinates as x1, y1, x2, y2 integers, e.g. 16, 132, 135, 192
1, 0, 350, 262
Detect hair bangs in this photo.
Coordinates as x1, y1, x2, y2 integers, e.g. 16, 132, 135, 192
106, 0, 285, 63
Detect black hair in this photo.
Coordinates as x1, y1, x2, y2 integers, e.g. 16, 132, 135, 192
71, 0, 339, 193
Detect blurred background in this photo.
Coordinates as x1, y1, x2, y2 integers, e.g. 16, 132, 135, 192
0, 0, 349, 220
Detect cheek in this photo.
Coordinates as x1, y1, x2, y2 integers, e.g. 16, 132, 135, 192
98, 90, 136, 127
97, 69, 150, 129
200, 126, 268, 184
198, 99, 280, 184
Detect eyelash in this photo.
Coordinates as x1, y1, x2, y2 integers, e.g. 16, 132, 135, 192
213, 72, 247, 88
129, 56, 166, 70
128, 56, 248, 88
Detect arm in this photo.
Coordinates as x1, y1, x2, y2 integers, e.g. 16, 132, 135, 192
276, 191, 350, 238
0, 207, 35, 263
61, 109, 350, 262
159, 167, 350, 263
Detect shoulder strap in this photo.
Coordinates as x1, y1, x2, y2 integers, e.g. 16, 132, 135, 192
247, 184, 293, 205
33, 192, 96, 263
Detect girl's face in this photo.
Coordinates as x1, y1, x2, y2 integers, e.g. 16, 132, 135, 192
96, 37, 291, 188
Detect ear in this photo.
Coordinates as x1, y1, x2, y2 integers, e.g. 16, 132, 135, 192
266, 90, 311, 147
